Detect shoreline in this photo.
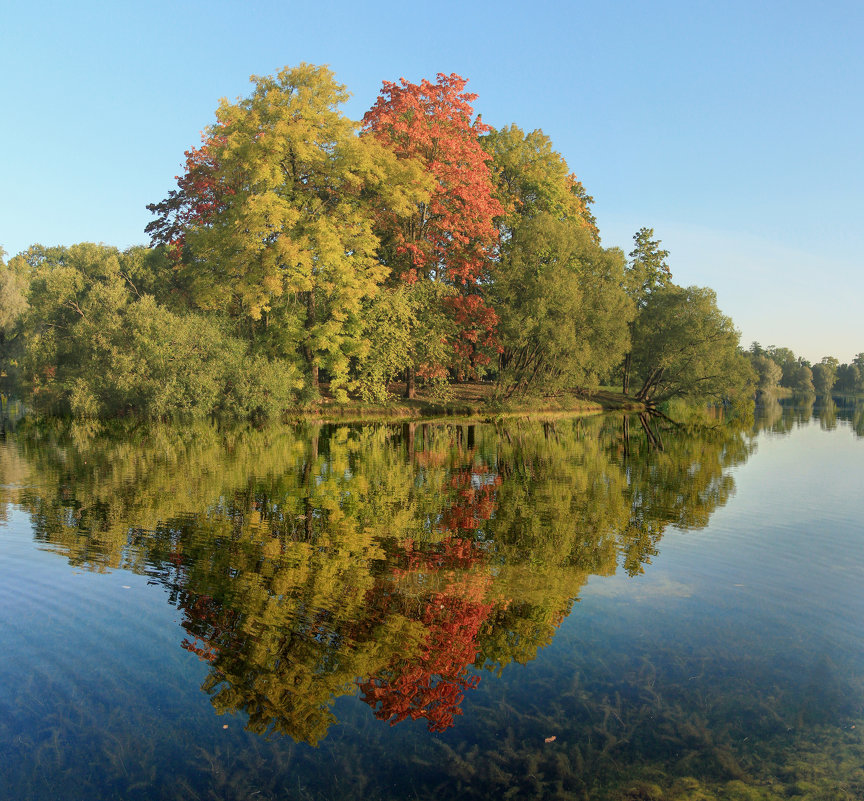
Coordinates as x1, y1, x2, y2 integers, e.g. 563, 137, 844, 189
281, 385, 646, 425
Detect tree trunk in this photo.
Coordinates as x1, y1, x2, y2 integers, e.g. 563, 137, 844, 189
623, 352, 631, 394
404, 366, 416, 399
304, 290, 318, 392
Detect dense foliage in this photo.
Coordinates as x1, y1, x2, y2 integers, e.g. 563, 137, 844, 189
0, 63, 791, 419
746, 343, 863, 397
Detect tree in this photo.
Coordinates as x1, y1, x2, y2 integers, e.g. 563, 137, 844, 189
626, 227, 672, 302
783, 359, 815, 394
362, 73, 502, 394
0, 246, 29, 390
490, 214, 632, 397
148, 64, 427, 400
10, 244, 299, 418
622, 228, 672, 393
837, 354, 864, 394
482, 124, 597, 241
749, 353, 782, 392
766, 345, 799, 390
812, 356, 839, 395
629, 284, 754, 406
351, 282, 455, 402
835, 363, 858, 394
479, 125, 626, 397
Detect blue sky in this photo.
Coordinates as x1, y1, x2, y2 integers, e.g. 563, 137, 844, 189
2, 0, 861, 363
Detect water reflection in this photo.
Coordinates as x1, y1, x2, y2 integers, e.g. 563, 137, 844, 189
3, 403, 864, 800
1, 413, 750, 747
752, 393, 864, 437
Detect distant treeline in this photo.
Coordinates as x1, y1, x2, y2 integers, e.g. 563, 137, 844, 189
746, 344, 864, 396
1, 65, 753, 419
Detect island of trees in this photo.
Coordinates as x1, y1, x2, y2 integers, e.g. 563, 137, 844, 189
1, 63, 847, 421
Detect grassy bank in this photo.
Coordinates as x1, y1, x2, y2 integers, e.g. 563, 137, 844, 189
283, 383, 645, 424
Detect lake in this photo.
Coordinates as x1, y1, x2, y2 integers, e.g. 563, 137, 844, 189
1, 399, 862, 800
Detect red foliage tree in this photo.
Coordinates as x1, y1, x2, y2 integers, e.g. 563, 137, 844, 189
362, 73, 503, 380
145, 128, 234, 262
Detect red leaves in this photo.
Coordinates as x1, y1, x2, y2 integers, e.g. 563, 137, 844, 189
363, 73, 503, 371
146, 132, 233, 262
358, 590, 494, 733
445, 294, 501, 374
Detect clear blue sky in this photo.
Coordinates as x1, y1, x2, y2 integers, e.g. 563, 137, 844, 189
2, 0, 861, 363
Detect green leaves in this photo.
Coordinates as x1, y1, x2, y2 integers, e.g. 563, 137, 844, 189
11, 244, 302, 418
483, 124, 597, 239
492, 213, 631, 397
630, 284, 754, 405
150, 65, 430, 398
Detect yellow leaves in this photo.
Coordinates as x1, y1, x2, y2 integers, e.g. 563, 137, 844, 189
261, 538, 283, 560
183, 66, 390, 322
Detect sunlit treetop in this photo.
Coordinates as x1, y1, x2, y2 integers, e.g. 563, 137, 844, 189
482, 124, 598, 242
362, 72, 502, 286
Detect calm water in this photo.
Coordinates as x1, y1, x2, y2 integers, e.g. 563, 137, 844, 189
1, 400, 863, 800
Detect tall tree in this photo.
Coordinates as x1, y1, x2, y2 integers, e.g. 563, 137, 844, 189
490, 214, 632, 397
481, 124, 627, 396
622, 228, 671, 393
362, 73, 502, 395
747, 348, 782, 392
0, 246, 29, 390
148, 64, 427, 399
783, 359, 815, 394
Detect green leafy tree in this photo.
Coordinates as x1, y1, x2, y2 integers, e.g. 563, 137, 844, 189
783, 359, 815, 394
812, 356, 839, 395
480, 125, 627, 397
11, 244, 299, 418
626, 227, 672, 301
352, 282, 455, 403
749, 352, 782, 392
490, 214, 632, 397
0, 246, 29, 391
629, 284, 754, 406
836, 355, 864, 394
482, 124, 598, 240
622, 228, 672, 393
148, 64, 428, 400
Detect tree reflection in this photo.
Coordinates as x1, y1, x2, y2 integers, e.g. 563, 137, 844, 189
854, 401, 864, 438
753, 396, 863, 438
4, 413, 753, 744
816, 396, 838, 431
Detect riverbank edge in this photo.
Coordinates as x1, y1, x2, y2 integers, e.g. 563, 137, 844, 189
281, 387, 646, 425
